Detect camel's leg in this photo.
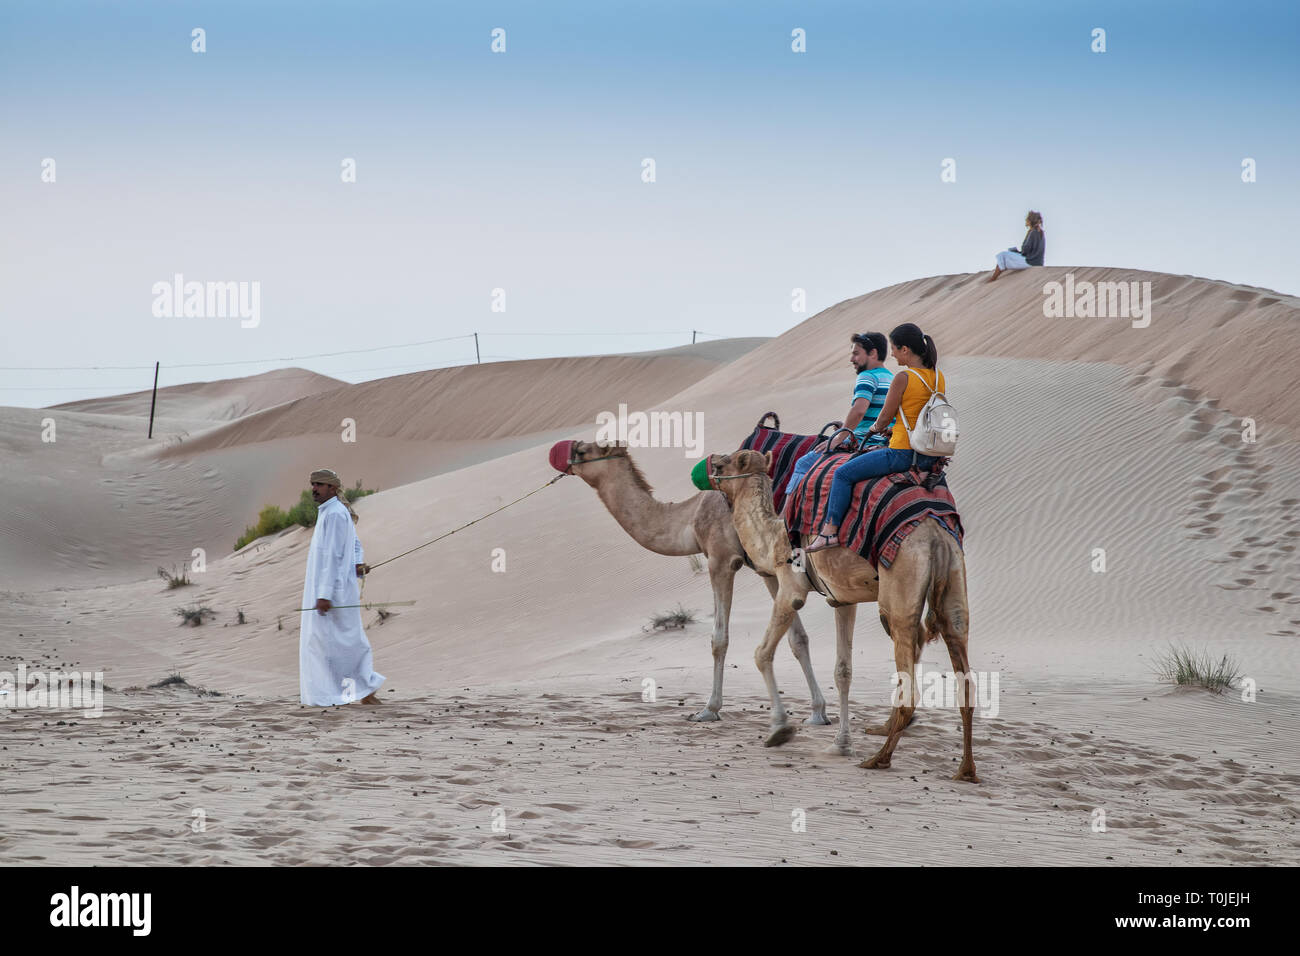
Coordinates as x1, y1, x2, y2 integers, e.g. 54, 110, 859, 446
860, 621, 919, 770
689, 556, 737, 721
937, 561, 979, 783
943, 633, 980, 783
861, 611, 918, 736
761, 573, 828, 725
754, 594, 799, 747
825, 603, 857, 756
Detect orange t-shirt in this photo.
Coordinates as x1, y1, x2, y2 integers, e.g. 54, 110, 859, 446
891, 367, 945, 451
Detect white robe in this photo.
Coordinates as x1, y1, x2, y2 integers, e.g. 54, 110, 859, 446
299, 495, 385, 706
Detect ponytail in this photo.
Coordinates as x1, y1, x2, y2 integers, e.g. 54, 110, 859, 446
889, 322, 937, 369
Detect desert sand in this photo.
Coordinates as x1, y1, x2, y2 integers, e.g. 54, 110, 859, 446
2, 269, 1297, 866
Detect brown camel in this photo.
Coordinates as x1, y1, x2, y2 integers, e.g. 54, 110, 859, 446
558, 440, 829, 725
709, 448, 978, 781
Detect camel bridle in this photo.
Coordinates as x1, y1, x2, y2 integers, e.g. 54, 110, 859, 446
707, 454, 767, 493
568, 447, 624, 470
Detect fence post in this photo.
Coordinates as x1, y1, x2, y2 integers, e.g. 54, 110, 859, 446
147, 361, 160, 438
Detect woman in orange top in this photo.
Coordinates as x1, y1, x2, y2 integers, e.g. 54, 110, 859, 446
805, 323, 946, 552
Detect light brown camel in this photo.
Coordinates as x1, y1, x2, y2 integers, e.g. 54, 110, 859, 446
709, 448, 978, 782
557, 440, 829, 725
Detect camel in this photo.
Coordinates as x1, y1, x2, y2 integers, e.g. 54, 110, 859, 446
709, 447, 978, 782
554, 439, 829, 725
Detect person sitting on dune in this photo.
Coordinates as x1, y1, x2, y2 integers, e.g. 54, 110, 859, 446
805, 323, 946, 552
783, 332, 894, 496
988, 210, 1045, 282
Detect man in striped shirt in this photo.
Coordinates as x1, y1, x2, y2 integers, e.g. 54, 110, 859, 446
784, 332, 895, 494
846, 331, 894, 446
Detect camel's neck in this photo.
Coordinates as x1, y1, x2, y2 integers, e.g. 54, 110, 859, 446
590, 461, 697, 555
729, 476, 791, 569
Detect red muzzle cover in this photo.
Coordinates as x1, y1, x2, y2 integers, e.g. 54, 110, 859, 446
549, 440, 576, 474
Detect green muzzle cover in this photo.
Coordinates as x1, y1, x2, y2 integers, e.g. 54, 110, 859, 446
690, 456, 713, 491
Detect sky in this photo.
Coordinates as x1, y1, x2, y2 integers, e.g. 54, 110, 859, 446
1, 0, 1297, 408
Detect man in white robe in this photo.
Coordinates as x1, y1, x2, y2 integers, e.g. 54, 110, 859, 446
300, 469, 385, 706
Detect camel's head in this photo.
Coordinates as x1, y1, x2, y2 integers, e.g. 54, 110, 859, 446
707, 449, 771, 501
549, 439, 630, 478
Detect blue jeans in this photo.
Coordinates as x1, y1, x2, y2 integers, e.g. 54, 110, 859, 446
824, 446, 938, 529
784, 450, 825, 494
780, 442, 883, 496
785, 440, 890, 494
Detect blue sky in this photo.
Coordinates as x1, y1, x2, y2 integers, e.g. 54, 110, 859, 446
1, 0, 1296, 406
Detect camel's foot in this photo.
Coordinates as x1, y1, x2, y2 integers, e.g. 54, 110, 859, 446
361, 692, 383, 705
687, 708, 722, 722
953, 762, 980, 783
858, 751, 892, 770
802, 711, 832, 726
824, 739, 855, 757
764, 725, 797, 748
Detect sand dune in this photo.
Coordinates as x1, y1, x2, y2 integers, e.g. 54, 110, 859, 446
673, 268, 1299, 435
3, 271, 1297, 866
0, 340, 766, 589
52, 367, 347, 424
169, 338, 770, 452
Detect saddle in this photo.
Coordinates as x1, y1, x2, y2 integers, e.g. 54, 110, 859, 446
738, 413, 843, 515
783, 453, 963, 570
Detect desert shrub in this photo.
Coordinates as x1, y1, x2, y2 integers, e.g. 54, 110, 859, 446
648, 604, 697, 631
1153, 643, 1241, 693
234, 481, 377, 550
235, 503, 294, 550
175, 605, 216, 627
156, 564, 190, 589
343, 479, 377, 504
148, 673, 222, 696
287, 490, 318, 528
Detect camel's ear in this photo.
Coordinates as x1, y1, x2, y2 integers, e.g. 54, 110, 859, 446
762, 450, 773, 472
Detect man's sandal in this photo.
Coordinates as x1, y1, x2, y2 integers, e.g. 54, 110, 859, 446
803, 532, 840, 553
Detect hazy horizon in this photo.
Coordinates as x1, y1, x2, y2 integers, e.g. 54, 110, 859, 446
3, 0, 1297, 408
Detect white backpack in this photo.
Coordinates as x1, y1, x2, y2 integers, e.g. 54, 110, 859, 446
898, 367, 958, 457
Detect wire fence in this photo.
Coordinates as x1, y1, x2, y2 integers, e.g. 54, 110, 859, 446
1, 329, 734, 399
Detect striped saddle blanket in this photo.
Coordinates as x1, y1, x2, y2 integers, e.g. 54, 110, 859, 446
782, 452, 964, 570
739, 420, 827, 516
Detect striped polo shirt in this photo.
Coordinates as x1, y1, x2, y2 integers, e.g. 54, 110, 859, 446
853, 367, 894, 444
